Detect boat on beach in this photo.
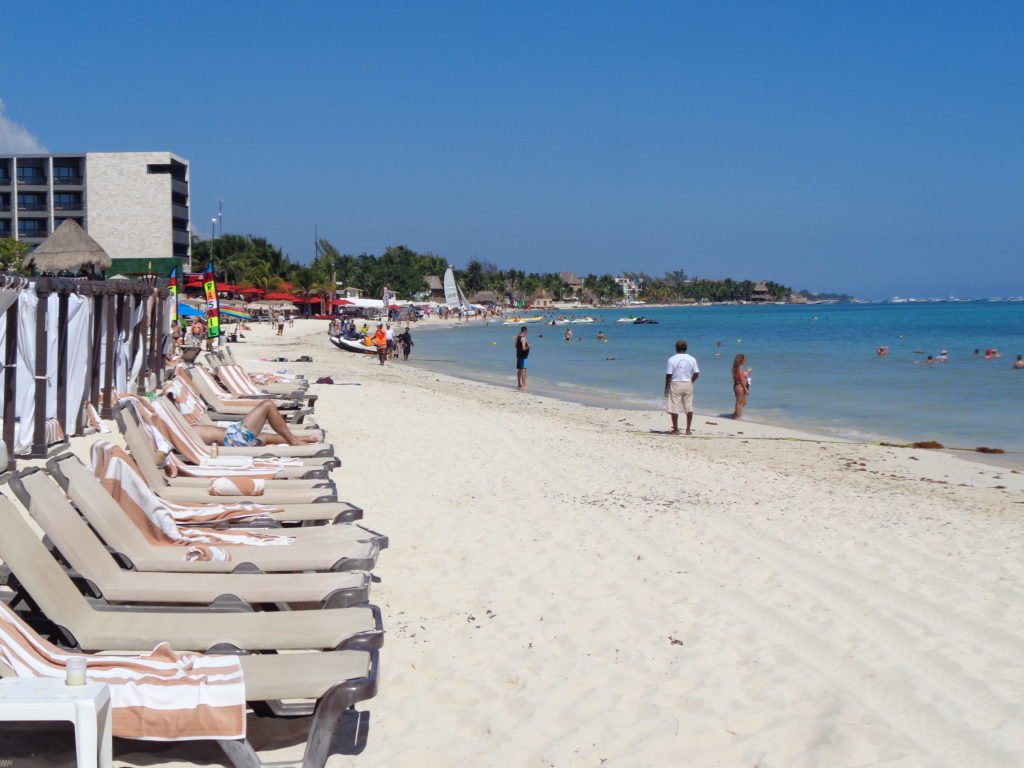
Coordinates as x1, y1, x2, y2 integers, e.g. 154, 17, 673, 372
502, 316, 545, 325
615, 316, 659, 324
329, 334, 377, 354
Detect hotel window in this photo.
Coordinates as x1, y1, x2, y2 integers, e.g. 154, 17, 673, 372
17, 193, 46, 211
54, 192, 81, 209
16, 167, 44, 182
18, 219, 46, 235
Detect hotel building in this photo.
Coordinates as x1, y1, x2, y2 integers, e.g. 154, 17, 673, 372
0, 151, 191, 270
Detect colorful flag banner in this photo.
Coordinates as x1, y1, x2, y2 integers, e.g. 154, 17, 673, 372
203, 262, 220, 340
169, 267, 179, 323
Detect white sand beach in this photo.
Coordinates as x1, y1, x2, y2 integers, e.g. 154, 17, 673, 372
7, 318, 1023, 767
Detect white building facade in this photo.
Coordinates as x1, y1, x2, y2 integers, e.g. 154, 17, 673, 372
0, 151, 190, 269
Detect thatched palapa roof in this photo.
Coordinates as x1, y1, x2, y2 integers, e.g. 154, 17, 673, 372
23, 219, 112, 274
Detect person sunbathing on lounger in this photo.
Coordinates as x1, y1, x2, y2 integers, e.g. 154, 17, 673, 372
190, 399, 319, 447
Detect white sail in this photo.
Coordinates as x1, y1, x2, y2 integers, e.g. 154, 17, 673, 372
443, 267, 460, 308
456, 282, 473, 311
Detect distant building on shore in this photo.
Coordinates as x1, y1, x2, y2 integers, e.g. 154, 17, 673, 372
423, 275, 446, 302
615, 276, 640, 302
0, 151, 191, 272
748, 281, 773, 302
558, 272, 583, 295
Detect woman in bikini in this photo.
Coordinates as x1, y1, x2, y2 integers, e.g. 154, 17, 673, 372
731, 353, 751, 419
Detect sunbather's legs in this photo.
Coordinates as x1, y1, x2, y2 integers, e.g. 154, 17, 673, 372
241, 400, 317, 445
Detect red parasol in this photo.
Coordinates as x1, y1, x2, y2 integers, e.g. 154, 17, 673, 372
263, 292, 299, 301
329, 299, 354, 306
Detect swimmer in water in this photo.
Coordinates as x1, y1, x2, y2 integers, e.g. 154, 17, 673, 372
1013, 354, 1024, 369
876, 346, 889, 357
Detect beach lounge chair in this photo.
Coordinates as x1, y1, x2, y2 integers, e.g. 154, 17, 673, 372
71, 443, 361, 525
115, 402, 340, 503
148, 395, 339, 470
117, 416, 342, 509
0, 612, 379, 768
15, 464, 382, 574
55, 449, 384, 549
167, 364, 325, 439
188, 365, 317, 423
215, 364, 316, 402
11, 465, 371, 608
160, 389, 337, 460
0, 489, 384, 652
133, 395, 331, 480
212, 345, 308, 382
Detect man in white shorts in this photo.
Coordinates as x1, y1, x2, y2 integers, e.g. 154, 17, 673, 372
664, 339, 700, 435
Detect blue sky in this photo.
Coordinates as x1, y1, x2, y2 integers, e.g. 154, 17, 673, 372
1, 1, 1021, 298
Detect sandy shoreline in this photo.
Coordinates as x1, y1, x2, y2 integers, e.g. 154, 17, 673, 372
5, 318, 1022, 767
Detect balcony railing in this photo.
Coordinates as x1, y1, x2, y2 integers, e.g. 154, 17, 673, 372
52, 175, 84, 185
16, 175, 47, 185
0, 204, 10, 212
17, 203, 48, 212
54, 202, 83, 211
0, 176, 10, 185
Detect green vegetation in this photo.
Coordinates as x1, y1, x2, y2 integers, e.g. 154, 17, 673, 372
621, 271, 791, 303
0, 238, 30, 274
190, 234, 793, 304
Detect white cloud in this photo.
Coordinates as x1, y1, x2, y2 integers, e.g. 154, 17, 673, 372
0, 98, 47, 153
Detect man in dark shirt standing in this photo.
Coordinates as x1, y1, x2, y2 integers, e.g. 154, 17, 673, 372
515, 326, 531, 390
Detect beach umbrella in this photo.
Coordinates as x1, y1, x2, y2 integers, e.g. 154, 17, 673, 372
237, 287, 264, 295
220, 307, 251, 321
177, 304, 204, 317
329, 299, 353, 306
22, 219, 112, 274
263, 292, 299, 301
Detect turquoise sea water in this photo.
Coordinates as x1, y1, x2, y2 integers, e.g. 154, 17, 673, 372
405, 302, 1024, 458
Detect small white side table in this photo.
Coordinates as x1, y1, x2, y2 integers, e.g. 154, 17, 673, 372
0, 678, 112, 768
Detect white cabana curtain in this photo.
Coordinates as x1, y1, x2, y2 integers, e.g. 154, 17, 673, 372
44, 293, 59, 424
14, 288, 38, 454
129, 297, 146, 388
0, 285, 23, 414
66, 294, 92, 429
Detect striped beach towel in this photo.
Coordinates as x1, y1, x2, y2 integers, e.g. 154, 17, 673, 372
164, 372, 208, 424
91, 442, 283, 524
85, 402, 111, 433
0, 602, 245, 741
188, 365, 286, 409
215, 364, 267, 396
91, 441, 294, 560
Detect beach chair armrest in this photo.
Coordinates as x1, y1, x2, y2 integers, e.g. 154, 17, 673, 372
335, 606, 384, 652
86, 595, 256, 613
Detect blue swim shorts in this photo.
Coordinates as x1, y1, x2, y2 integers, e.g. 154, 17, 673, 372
223, 423, 260, 447
516, 358, 528, 370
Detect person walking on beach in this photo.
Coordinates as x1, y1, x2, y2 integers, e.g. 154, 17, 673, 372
275, 312, 285, 336
731, 353, 751, 419
664, 339, 699, 434
386, 324, 397, 360
515, 326, 531, 390
373, 323, 388, 365
399, 327, 414, 360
